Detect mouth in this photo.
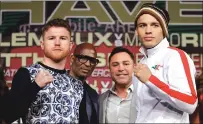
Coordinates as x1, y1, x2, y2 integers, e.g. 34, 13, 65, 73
116, 74, 128, 80
81, 68, 91, 73
53, 47, 62, 50
53, 49, 62, 50
144, 37, 154, 41
116, 74, 128, 77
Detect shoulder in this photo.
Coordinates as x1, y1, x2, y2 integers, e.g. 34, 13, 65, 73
11, 67, 31, 89
166, 47, 188, 56
26, 63, 41, 73
99, 90, 110, 101
84, 82, 98, 96
163, 47, 195, 73
13, 63, 40, 83
100, 91, 110, 96
165, 47, 192, 62
15, 67, 30, 77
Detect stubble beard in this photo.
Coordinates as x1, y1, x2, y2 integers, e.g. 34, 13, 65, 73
44, 50, 68, 63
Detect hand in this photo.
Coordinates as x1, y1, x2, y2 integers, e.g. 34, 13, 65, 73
35, 69, 53, 88
134, 63, 152, 83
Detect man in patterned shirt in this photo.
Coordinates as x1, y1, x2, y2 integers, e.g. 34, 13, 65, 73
5, 18, 84, 124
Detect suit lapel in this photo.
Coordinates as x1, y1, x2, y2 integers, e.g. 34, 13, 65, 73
85, 89, 92, 122
101, 91, 110, 123
129, 90, 137, 123
84, 82, 99, 122
129, 75, 140, 123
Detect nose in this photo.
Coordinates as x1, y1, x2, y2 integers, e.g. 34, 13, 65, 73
84, 60, 91, 67
54, 38, 60, 46
118, 64, 124, 71
145, 25, 152, 34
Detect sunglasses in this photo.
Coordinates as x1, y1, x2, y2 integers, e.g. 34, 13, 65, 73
74, 54, 99, 66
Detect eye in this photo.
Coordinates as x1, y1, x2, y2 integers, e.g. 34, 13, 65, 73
124, 63, 130, 66
61, 37, 67, 40
48, 36, 54, 40
152, 23, 160, 27
79, 57, 88, 63
90, 60, 97, 65
112, 63, 118, 67
138, 24, 146, 28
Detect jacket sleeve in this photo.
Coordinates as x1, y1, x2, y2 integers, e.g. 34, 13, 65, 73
1, 67, 41, 123
145, 48, 197, 114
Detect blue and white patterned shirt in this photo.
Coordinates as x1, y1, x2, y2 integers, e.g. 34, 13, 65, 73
25, 62, 83, 124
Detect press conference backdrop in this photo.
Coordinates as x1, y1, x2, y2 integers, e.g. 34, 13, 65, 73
0, 1, 202, 94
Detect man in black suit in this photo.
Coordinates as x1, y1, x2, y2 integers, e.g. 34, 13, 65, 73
69, 43, 99, 124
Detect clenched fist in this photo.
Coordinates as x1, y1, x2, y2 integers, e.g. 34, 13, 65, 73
35, 69, 53, 88
134, 63, 152, 83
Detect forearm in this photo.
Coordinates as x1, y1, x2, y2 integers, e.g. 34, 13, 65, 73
146, 75, 197, 114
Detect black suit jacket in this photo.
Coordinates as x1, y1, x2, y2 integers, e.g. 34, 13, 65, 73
79, 82, 99, 124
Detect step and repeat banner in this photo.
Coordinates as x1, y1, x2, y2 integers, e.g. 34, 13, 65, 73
0, 1, 202, 94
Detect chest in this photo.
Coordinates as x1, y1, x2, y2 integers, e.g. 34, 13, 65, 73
36, 75, 83, 105
140, 54, 169, 82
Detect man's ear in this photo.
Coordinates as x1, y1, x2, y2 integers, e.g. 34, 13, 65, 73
69, 41, 74, 51
70, 54, 74, 66
40, 40, 44, 50
135, 30, 138, 36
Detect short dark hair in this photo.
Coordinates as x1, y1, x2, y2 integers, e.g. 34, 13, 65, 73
41, 18, 71, 38
109, 47, 134, 63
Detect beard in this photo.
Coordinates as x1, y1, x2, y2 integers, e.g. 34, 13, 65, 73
44, 49, 69, 63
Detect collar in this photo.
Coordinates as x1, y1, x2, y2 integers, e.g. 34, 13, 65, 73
67, 70, 86, 84
38, 62, 66, 74
139, 38, 169, 57
110, 83, 134, 94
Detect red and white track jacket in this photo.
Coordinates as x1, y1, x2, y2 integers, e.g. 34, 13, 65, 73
133, 38, 198, 123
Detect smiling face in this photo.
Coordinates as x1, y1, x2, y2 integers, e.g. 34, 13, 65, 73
41, 26, 72, 63
135, 14, 164, 49
109, 52, 134, 87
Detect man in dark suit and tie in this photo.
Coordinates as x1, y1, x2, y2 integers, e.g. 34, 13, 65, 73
69, 43, 99, 124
